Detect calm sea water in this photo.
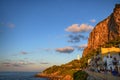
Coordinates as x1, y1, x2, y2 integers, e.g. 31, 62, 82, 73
0, 72, 48, 80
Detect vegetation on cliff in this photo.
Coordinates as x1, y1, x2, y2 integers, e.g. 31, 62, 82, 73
103, 37, 120, 48
73, 70, 88, 80
40, 59, 89, 80
43, 59, 80, 77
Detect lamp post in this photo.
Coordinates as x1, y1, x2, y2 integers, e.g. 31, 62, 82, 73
119, 44, 120, 57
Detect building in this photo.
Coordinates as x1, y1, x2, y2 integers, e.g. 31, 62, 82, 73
101, 47, 120, 60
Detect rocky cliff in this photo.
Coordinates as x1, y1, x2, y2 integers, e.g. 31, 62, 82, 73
83, 4, 120, 57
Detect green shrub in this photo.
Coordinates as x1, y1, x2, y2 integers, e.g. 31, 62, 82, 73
73, 70, 88, 80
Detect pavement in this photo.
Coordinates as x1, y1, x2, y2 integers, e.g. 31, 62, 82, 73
85, 70, 120, 80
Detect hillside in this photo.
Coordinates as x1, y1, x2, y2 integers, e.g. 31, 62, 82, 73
43, 59, 80, 75
35, 59, 87, 80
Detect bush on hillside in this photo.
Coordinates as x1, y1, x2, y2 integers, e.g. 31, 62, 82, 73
73, 70, 88, 80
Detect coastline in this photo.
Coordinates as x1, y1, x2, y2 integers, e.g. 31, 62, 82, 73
35, 73, 63, 80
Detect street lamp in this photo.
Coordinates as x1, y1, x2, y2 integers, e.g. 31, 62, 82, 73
119, 44, 120, 56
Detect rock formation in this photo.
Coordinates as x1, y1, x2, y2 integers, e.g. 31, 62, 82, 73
83, 4, 120, 57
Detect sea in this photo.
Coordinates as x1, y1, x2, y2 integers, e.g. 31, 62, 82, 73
0, 72, 48, 80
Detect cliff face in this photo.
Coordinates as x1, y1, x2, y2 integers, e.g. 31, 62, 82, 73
83, 4, 120, 57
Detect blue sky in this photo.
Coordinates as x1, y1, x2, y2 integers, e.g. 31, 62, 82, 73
0, 0, 119, 72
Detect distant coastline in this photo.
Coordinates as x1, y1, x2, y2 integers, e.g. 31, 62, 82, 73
35, 73, 62, 80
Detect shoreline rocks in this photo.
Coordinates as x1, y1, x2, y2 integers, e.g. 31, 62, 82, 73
35, 73, 63, 80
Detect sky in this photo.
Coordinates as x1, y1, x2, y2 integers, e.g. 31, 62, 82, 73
0, 0, 120, 72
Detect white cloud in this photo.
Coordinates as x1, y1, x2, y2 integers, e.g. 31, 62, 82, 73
56, 46, 74, 53
1, 60, 35, 67
40, 62, 49, 64
65, 24, 93, 33
2, 62, 11, 67
72, 44, 87, 51
90, 19, 96, 23
78, 44, 87, 49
